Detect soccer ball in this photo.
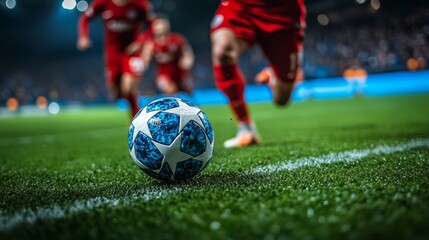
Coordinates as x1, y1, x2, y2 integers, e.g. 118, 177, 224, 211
128, 97, 214, 181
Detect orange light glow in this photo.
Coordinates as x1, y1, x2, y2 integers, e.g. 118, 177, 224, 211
6, 97, 19, 111
36, 96, 48, 110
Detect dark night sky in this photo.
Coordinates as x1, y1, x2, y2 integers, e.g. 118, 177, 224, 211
0, 0, 426, 67
0, 0, 219, 65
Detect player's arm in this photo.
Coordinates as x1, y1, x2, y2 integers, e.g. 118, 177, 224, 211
179, 37, 194, 71
142, 1, 155, 39
140, 39, 154, 71
77, 0, 104, 51
125, 30, 151, 55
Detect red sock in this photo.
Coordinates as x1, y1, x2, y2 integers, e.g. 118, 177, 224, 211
127, 93, 139, 118
213, 64, 251, 124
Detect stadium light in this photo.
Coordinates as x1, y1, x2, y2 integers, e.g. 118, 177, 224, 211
48, 102, 60, 115
5, 0, 16, 9
6, 97, 19, 111
317, 14, 329, 26
76, 0, 88, 12
355, 0, 366, 4
36, 96, 48, 110
62, 0, 76, 10
371, 0, 380, 10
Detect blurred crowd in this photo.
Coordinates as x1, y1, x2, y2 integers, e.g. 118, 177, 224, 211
1, 8, 428, 106
303, 8, 429, 78
1, 57, 107, 106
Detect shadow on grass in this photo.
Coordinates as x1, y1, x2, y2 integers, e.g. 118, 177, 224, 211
2, 169, 286, 211
149, 170, 283, 191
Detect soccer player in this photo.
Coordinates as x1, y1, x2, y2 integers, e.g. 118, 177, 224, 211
141, 15, 194, 95
210, 0, 306, 148
77, 0, 153, 118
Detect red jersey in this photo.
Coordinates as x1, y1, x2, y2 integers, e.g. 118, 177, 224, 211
222, 0, 306, 32
211, 0, 306, 82
78, 0, 151, 54
152, 33, 190, 75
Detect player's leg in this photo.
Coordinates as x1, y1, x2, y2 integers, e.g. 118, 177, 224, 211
211, 28, 261, 148
177, 69, 193, 95
211, 1, 261, 148
157, 71, 193, 96
156, 75, 178, 95
120, 73, 140, 117
122, 56, 145, 118
255, 68, 295, 106
109, 85, 121, 100
258, 30, 304, 106
105, 62, 122, 101
212, 28, 250, 123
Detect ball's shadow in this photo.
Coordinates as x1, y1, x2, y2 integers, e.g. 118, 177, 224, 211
149, 170, 277, 190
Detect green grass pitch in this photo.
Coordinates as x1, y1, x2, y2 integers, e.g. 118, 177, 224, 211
1, 94, 429, 239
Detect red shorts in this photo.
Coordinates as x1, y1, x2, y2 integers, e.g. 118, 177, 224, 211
156, 68, 192, 93
105, 54, 145, 87
211, 0, 305, 82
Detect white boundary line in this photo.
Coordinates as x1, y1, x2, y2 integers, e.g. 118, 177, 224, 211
249, 138, 429, 174
0, 187, 182, 231
1, 138, 428, 231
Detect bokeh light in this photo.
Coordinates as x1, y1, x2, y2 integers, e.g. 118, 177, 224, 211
36, 96, 48, 110
5, 0, 16, 9
371, 0, 380, 10
76, 0, 88, 12
6, 97, 19, 111
317, 14, 329, 26
48, 102, 60, 115
62, 0, 76, 10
